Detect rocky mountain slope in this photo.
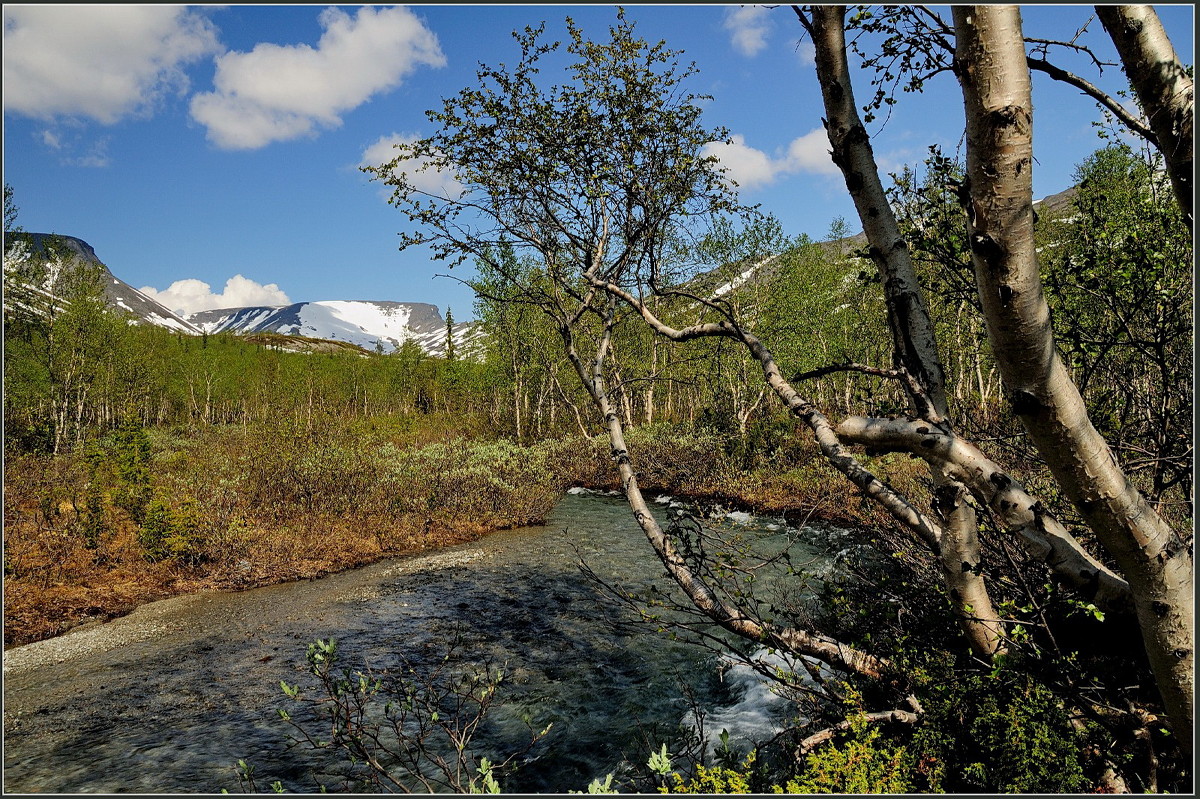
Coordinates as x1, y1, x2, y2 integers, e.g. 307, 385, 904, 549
186, 300, 481, 358
6, 233, 201, 334
4, 233, 481, 358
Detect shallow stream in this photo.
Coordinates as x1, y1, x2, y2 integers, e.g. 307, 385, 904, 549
3, 491, 856, 793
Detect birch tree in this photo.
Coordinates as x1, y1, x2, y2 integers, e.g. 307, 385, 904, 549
1096, 5, 1194, 227
366, 11, 893, 684
950, 2, 1192, 751
797, 0, 1192, 755
371, 5, 1193, 784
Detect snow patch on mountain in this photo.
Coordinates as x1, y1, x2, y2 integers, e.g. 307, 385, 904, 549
711, 253, 779, 299
5, 233, 201, 334
186, 299, 482, 357
288, 301, 414, 346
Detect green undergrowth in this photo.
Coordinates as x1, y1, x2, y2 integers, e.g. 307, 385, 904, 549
4, 413, 928, 647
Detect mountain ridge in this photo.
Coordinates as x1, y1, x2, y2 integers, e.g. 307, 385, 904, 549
185, 299, 479, 357
7, 233, 202, 335
9, 186, 1078, 357
6, 232, 481, 358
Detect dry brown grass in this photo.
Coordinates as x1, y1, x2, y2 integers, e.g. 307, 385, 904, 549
3, 423, 931, 650
3, 429, 562, 648
2, 505, 497, 648
3, 508, 188, 646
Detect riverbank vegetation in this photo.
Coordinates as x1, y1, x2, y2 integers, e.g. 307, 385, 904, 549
4, 5, 1193, 794
3, 408, 913, 647
357, 5, 1191, 793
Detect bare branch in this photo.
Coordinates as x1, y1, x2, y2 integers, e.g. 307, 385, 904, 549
796, 696, 923, 756
1026, 57, 1157, 144
592, 274, 945, 554
791, 361, 943, 424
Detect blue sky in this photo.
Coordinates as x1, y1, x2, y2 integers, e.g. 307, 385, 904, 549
3, 4, 1193, 321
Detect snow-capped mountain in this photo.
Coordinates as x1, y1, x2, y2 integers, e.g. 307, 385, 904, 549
187, 300, 483, 357
3, 233, 482, 358
5, 233, 201, 334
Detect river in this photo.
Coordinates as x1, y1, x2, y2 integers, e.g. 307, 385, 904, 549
2, 491, 857, 793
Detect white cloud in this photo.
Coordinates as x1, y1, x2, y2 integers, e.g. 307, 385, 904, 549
794, 40, 816, 66
2, 6, 220, 123
703, 129, 839, 191
702, 135, 778, 191
361, 133, 463, 199
68, 139, 112, 169
30, 123, 111, 167
784, 129, 840, 176
140, 275, 290, 316
190, 6, 445, 150
724, 6, 772, 57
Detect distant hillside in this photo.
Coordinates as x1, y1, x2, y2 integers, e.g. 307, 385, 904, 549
237, 331, 375, 356
4, 233, 484, 359
5, 233, 201, 334
685, 186, 1081, 301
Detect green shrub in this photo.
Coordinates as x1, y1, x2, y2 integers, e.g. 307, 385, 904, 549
108, 423, 153, 523
274, 637, 550, 793
784, 716, 913, 794
80, 423, 154, 524
138, 496, 208, 564
231, 416, 384, 518
900, 654, 1091, 793
388, 438, 565, 528
566, 425, 732, 494
664, 751, 763, 794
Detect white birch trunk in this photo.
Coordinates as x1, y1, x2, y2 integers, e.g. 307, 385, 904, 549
1096, 5, 1193, 227
953, 4, 1192, 748
805, 5, 1003, 657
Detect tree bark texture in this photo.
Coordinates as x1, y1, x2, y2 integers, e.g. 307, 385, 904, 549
804, 6, 948, 413
802, 4, 1004, 657
952, 4, 1193, 748
1096, 5, 1194, 227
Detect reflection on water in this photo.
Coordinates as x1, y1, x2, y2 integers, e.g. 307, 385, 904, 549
2, 492, 843, 793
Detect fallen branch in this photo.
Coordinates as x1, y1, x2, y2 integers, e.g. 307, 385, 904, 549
797, 695, 924, 756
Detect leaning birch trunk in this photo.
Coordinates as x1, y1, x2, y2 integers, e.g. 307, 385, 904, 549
561, 297, 888, 681
803, 4, 1004, 658
596, 275, 1136, 620
952, 5, 1193, 749
1096, 5, 1194, 228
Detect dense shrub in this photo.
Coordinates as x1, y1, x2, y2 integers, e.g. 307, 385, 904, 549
569, 424, 755, 495
785, 717, 913, 794
388, 438, 565, 528
899, 655, 1092, 793
138, 496, 208, 564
